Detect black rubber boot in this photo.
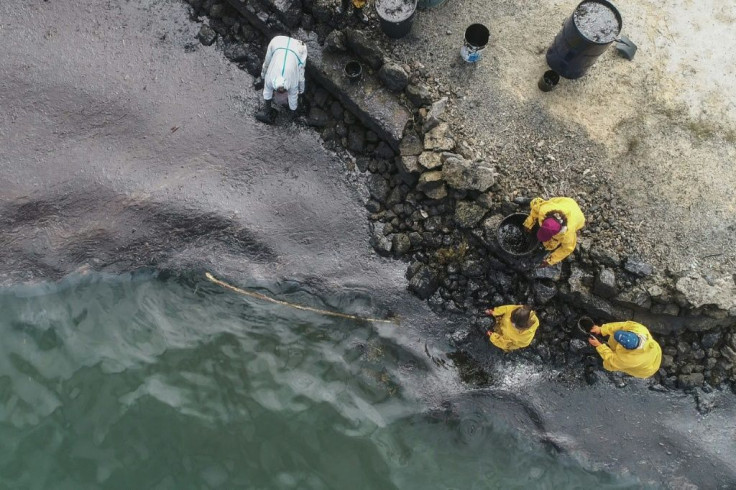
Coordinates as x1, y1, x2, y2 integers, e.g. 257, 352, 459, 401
255, 99, 276, 125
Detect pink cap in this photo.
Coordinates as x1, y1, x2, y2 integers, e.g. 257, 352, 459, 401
537, 217, 562, 242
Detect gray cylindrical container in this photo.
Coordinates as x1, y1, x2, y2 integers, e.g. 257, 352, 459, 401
375, 0, 418, 39
546, 0, 622, 79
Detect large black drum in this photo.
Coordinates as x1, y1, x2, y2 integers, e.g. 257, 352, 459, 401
546, 0, 622, 79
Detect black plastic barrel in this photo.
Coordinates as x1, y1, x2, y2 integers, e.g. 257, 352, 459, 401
375, 0, 418, 39
546, 0, 622, 79
496, 213, 538, 257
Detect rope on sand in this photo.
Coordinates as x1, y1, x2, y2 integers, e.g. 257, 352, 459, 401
205, 272, 398, 324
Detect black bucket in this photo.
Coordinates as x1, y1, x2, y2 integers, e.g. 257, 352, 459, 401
496, 213, 538, 257
538, 70, 560, 92
546, 0, 622, 79
375, 0, 418, 39
345, 60, 362, 82
460, 24, 490, 63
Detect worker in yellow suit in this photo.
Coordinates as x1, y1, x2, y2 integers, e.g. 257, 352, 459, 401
523, 197, 585, 267
588, 321, 662, 378
484, 305, 539, 351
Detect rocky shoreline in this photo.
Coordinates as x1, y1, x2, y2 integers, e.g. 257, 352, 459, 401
183, 0, 736, 399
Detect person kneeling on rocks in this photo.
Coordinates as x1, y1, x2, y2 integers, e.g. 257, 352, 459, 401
256, 35, 307, 124
484, 305, 539, 351
523, 197, 585, 267
588, 321, 662, 378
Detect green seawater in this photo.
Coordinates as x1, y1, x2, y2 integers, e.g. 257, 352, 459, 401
0, 272, 638, 489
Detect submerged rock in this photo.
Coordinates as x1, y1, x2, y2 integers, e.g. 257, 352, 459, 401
197, 24, 217, 46
408, 264, 440, 299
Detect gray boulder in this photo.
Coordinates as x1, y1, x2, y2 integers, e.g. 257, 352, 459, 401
418, 151, 442, 170
615, 287, 652, 309
417, 171, 447, 199
408, 265, 440, 299
422, 183, 448, 200
594, 268, 618, 298
442, 156, 495, 192
325, 29, 347, 52
677, 373, 704, 389
369, 222, 392, 256
367, 174, 390, 201
197, 24, 217, 46
378, 63, 409, 92
533, 281, 558, 304
533, 264, 562, 282
392, 233, 411, 256
701, 331, 722, 349
454, 201, 488, 228
396, 155, 421, 175
311, 0, 339, 23
424, 123, 455, 151
675, 273, 736, 311
424, 97, 448, 132
399, 132, 424, 156
406, 84, 432, 107
623, 256, 654, 277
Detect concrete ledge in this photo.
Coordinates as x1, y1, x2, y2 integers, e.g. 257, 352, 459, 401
226, 0, 411, 150
303, 37, 411, 150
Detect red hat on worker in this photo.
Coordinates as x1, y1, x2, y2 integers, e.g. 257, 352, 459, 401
537, 217, 562, 242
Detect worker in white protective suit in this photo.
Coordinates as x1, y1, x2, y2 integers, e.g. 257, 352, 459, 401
256, 35, 308, 124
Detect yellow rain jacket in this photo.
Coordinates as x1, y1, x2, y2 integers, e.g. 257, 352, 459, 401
523, 197, 585, 266
488, 305, 539, 351
595, 321, 662, 378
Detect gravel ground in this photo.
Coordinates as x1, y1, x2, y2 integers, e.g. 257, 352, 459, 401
384, 0, 736, 278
